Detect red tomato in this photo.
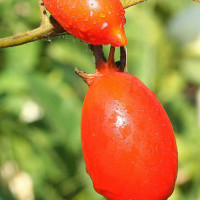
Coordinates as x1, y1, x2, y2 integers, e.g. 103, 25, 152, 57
43, 0, 127, 46
78, 46, 178, 200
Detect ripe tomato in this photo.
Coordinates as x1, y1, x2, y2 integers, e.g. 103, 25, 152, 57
77, 46, 178, 200
43, 0, 127, 47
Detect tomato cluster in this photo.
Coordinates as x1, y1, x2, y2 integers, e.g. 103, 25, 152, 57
43, 1, 178, 199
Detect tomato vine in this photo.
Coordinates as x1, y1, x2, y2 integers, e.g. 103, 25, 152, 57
0, 0, 145, 48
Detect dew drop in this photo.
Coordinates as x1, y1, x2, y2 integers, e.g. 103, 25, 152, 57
101, 22, 108, 29
88, 0, 98, 9
99, 13, 106, 18
90, 11, 93, 17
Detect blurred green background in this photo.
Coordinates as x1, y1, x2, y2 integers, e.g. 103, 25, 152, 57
0, 0, 200, 199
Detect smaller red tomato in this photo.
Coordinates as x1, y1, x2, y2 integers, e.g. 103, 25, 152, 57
43, 0, 127, 46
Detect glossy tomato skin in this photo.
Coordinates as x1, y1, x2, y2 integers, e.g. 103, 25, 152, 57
43, 0, 127, 46
81, 72, 178, 200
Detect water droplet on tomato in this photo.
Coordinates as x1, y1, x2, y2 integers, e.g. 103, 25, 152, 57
99, 13, 106, 18
123, 17, 126, 24
88, 0, 99, 9
101, 22, 108, 29
90, 11, 93, 17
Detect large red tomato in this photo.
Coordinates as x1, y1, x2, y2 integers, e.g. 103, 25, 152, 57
77, 46, 178, 200
43, 0, 127, 46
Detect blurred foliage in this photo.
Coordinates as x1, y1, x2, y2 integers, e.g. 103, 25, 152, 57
0, 0, 200, 199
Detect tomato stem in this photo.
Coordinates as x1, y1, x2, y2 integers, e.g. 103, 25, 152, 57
75, 68, 99, 86
75, 45, 127, 86
93, 45, 107, 67
108, 46, 115, 65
